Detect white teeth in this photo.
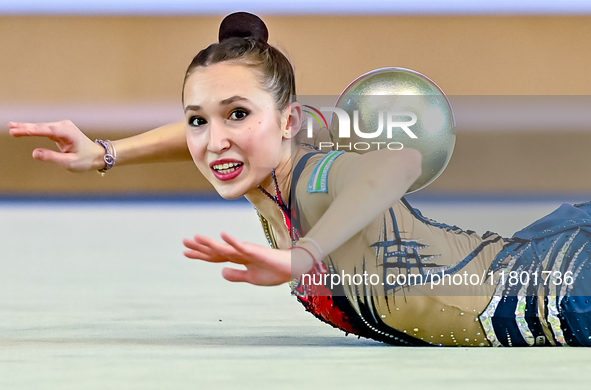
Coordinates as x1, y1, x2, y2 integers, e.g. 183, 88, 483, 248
212, 162, 242, 173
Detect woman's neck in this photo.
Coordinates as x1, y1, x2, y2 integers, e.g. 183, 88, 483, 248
245, 147, 309, 238
245, 154, 292, 223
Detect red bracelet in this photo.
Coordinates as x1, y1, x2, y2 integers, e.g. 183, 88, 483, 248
291, 246, 318, 264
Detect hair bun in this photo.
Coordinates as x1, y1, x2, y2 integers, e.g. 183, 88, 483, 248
218, 12, 269, 44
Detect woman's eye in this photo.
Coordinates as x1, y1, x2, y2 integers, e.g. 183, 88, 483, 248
229, 109, 248, 120
188, 116, 207, 127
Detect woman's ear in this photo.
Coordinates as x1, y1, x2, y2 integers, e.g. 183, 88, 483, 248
282, 102, 302, 140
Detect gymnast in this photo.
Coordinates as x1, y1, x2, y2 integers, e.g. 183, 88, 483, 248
10, 12, 591, 347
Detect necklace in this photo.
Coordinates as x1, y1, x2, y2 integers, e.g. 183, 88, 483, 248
257, 169, 291, 233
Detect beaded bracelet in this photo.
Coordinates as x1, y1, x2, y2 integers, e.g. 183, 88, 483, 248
95, 139, 117, 176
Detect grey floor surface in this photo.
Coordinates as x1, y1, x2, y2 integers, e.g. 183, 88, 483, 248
1, 199, 590, 389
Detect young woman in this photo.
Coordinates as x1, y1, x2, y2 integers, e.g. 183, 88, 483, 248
10, 12, 591, 347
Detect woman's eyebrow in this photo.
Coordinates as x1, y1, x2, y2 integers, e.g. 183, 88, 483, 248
184, 96, 248, 113
184, 105, 201, 113
220, 96, 249, 105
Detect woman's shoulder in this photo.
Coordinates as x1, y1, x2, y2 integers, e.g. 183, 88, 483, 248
293, 150, 358, 196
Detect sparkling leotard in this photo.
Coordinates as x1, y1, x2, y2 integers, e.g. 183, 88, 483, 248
260, 151, 591, 346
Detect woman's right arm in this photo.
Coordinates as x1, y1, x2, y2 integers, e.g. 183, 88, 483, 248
9, 120, 191, 172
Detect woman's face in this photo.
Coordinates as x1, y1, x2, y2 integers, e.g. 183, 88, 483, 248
183, 62, 291, 199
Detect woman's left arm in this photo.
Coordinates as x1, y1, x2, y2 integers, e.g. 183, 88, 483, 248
298, 148, 422, 263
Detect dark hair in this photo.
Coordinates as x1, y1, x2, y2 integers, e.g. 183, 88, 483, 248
182, 12, 296, 112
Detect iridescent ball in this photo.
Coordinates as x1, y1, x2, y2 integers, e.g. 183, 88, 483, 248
330, 67, 456, 193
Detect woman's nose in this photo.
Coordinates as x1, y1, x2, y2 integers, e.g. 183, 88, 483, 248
207, 121, 231, 153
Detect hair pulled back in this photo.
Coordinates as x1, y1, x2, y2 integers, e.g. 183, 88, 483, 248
183, 12, 295, 112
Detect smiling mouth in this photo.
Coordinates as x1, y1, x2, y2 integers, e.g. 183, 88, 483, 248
212, 162, 244, 174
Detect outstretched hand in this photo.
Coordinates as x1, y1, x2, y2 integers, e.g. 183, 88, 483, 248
183, 232, 314, 286
9, 120, 104, 172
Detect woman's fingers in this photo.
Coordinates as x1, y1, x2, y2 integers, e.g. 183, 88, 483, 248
220, 232, 250, 254
184, 233, 294, 286
221, 267, 250, 283
190, 234, 221, 247
9, 122, 68, 142
32, 148, 75, 165
182, 236, 248, 264
182, 237, 208, 251
9, 122, 51, 137
183, 238, 217, 259
11, 120, 109, 173
183, 250, 215, 261
183, 250, 203, 259
10, 121, 85, 157
194, 234, 247, 256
